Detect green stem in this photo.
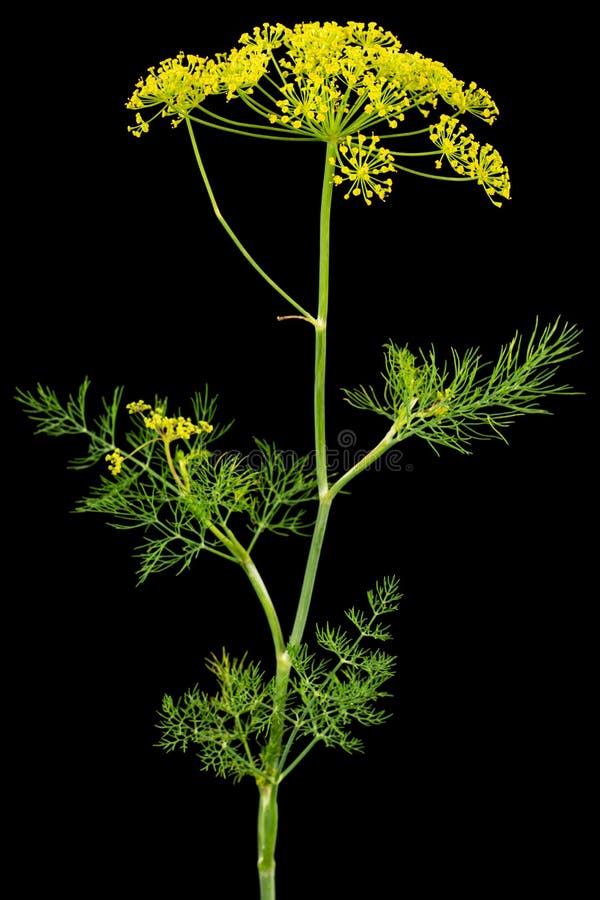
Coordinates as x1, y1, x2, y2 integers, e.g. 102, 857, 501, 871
185, 118, 316, 322
163, 441, 188, 492
242, 557, 287, 661
329, 422, 400, 499
207, 520, 286, 660
255, 144, 337, 899
257, 782, 279, 900
290, 141, 336, 647
289, 497, 331, 646
314, 145, 334, 498
209, 519, 291, 809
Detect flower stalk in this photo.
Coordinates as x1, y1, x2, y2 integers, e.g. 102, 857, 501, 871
185, 119, 315, 321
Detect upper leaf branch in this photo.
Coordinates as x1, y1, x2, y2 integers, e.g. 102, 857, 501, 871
339, 318, 581, 470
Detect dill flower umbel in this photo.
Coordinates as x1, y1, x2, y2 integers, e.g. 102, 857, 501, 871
126, 400, 213, 442
124, 401, 212, 443
429, 115, 510, 206
330, 134, 395, 205
143, 410, 213, 443
105, 402, 214, 476
127, 20, 510, 206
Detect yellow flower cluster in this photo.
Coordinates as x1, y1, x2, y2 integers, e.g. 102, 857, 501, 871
330, 134, 395, 204
127, 20, 509, 206
127, 53, 221, 133
143, 410, 213, 442
126, 401, 213, 444
429, 115, 511, 206
104, 403, 214, 476
126, 400, 152, 414
105, 449, 124, 476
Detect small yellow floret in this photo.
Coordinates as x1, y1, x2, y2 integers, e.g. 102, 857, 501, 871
105, 449, 124, 476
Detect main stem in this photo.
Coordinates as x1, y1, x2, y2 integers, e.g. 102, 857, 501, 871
257, 782, 279, 900
290, 141, 336, 647
256, 143, 337, 900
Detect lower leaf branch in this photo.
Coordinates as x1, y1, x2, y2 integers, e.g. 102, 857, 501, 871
242, 557, 287, 664
207, 519, 286, 663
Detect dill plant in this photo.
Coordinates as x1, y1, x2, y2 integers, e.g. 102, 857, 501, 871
16, 21, 581, 900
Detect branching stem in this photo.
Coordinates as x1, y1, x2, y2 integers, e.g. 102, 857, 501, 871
185, 119, 316, 322
206, 520, 286, 661
329, 422, 400, 499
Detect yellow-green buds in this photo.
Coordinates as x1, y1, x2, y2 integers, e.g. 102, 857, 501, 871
105, 449, 124, 476
106, 401, 214, 475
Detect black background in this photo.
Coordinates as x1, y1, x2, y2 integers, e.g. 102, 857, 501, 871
6, 5, 592, 897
